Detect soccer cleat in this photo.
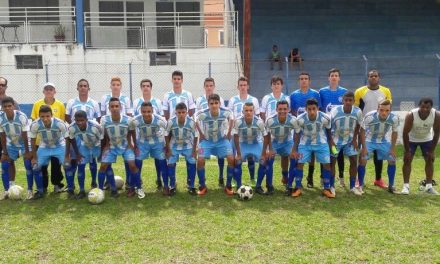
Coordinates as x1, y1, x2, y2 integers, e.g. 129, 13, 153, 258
110, 190, 119, 198
231, 180, 237, 188
306, 176, 314, 188
350, 188, 362, 196
54, 185, 64, 193
281, 177, 288, 186
224, 186, 234, 196
197, 186, 208, 196
76, 191, 86, 200
374, 179, 388, 189
0, 191, 8, 200
358, 186, 365, 194
169, 188, 177, 196
162, 187, 170, 196
91, 182, 98, 189
388, 186, 398, 194
32, 191, 44, 200
156, 180, 163, 190
188, 188, 197, 195
218, 178, 225, 188
400, 186, 410, 195
291, 188, 302, 198
322, 189, 335, 198
330, 187, 336, 196
285, 188, 293, 196
255, 186, 266, 195
266, 186, 275, 195
426, 187, 440, 195
339, 177, 345, 187
26, 190, 34, 200
250, 178, 256, 188
67, 190, 76, 199
137, 188, 146, 199
127, 188, 136, 198
103, 182, 109, 190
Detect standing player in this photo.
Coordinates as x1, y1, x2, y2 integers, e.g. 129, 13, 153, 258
163, 70, 196, 119
357, 99, 399, 194
355, 70, 392, 189
401, 98, 440, 195
260, 76, 290, 121
260, 100, 297, 195
228, 77, 260, 186
98, 98, 144, 199
0, 97, 33, 200
131, 102, 168, 195
290, 98, 334, 198
232, 102, 267, 196
65, 110, 104, 199
29, 105, 68, 199
164, 103, 198, 196
196, 94, 234, 196
195, 77, 226, 187
319, 68, 348, 187
133, 79, 164, 190
289, 72, 321, 188
330, 92, 363, 195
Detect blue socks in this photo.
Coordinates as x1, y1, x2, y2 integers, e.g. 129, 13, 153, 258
98, 171, 106, 189
248, 159, 255, 180
265, 158, 274, 188
218, 158, 225, 180
89, 159, 97, 186
168, 165, 176, 189
1, 161, 9, 191
24, 159, 33, 191
357, 165, 366, 187
154, 158, 161, 182
234, 162, 243, 188
77, 164, 86, 191
322, 168, 332, 189
159, 159, 168, 188
65, 164, 75, 191
187, 163, 196, 189
197, 168, 206, 188
288, 159, 297, 188
388, 164, 396, 187
349, 176, 356, 189
226, 166, 234, 187
294, 169, 303, 189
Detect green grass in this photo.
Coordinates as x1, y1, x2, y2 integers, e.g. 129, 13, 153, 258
1, 146, 440, 263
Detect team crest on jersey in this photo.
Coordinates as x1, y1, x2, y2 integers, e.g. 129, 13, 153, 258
338, 96, 343, 103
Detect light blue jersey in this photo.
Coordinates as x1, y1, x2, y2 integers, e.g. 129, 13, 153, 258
330, 105, 363, 145
132, 97, 163, 116
0, 110, 29, 148
265, 114, 297, 144
100, 94, 133, 115
29, 117, 67, 148
196, 108, 232, 142
362, 111, 400, 144
233, 116, 267, 144
67, 120, 104, 148
100, 114, 134, 149
260, 93, 290, 118
319, 86, 347, 113
296, 111, 331, 145
131, 114, 167, 144
66, 97, 101, 120
228, 94, 260, 118
163, 90, 196, 118
195, 95, 225, 111
289, 88, 321, 116
165, 116, 198, 150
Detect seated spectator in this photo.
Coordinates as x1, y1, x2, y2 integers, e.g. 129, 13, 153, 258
269, 44, 282, 71
288, 48, 303, 70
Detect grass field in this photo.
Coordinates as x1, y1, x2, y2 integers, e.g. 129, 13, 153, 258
1, 146, 440, 263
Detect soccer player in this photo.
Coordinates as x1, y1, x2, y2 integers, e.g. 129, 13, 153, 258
355, 70, 392, 189
98, 98, 144, 199
330, 91, 363, 196
401, 98, 440, 195
289, 72, 321, 188
319, 69, 348, 187
164, 102, 198, 196
260, 76, 290, 121
65, 79, 101, 188
65, 110, 104, 199
131, 102, 168, 195
261, 100, 297, 195
232, 102, 267, 196
133, 79, 164, 190
357, 99, 399, 194
196, 94, 234, 196
0, 97, 33, 200
29, 105, 68, 199
228, 76, 260, 186
195, 77, 226, 187
289, 98, 334, 198
163, 70, 196, 120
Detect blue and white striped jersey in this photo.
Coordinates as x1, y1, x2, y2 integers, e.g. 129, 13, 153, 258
100, 115, 134, 149
29, 117, 67, 148
131, 114, 167, 144
228, 94, 260, 119
295, 111, 331, 145
260, 93, 290, 118
265, 114, 297, 144
67, 120, 103, 148
362, 111, 399, 143
289, 88, 321, 116
319, 86, 347, 113
196, 108, 232, 142
195, 95, 225, 111
100, 94, 133, 115
132, 97, 163, 116
233, 116, 267, 144
165, 116, 198, 150
330, 105, 363, 145
0, 110, 29, 148
163, 90, 196, 118
66, 97, 101, 121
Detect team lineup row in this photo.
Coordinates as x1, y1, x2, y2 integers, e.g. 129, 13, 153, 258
0, 69, 437, 201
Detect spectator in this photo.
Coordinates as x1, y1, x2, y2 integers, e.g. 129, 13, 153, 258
269, 44, 282, 71
288, 48, 303, 70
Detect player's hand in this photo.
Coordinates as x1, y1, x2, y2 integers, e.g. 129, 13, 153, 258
165, 148, 172, 158
226, 132, 232, 141
235, 154, 242, 163
290, 150, 300, 160
77, 154, 84, 164
192, 150, 197, 159
360, 147, 368, 159
24, 152, 32, 160
351, 139, 359, 151
64, 155, 71, 165
268, 149, 276, 159
260, 153, 267, 163
199, 133, 205, 141
389, 148, 396, 159
1, 153, 9, 162
31, 158, 37, 167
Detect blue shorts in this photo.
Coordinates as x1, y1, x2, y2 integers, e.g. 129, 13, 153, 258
198, 139, 232, 159
37, 146, 65, 167
168, 148, 196, 164
6, 145, 27, 161
298, 144, 330, 164
240, 143, 262, 161
136, 142, 165, 160
101, 146, 135, 163
272, 141, 294, 157
363, 142, 394, 161
332, 143, 358, 157
77, 145, 101, 164
409, 141, 432, 157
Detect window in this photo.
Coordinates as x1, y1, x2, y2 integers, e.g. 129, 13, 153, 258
99, 1, 124, 26
15, 55, 43, 69
9, 0, 60, 22
218, 29, 225, 46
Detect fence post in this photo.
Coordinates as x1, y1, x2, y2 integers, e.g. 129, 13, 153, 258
45, 63, 49, 82
363, 55, 368, 85
129, 62, 133, 103
208, 60, 212, 77
437, 54, 440, 108
284, 56, 289, 94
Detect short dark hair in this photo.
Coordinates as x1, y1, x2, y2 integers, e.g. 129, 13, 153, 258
271, 75, 284, 85
74, 110, 87, 120
299, 72, 311, 79
276, 100, 289, 108
1, 96, 14, 106
175, 102, 187, 110
141, 101, 153, 108
343, 91, 355, 99
368, 69, 380, 77
77, 79, 89, 87
204, 77, 215, 85
140, 79, 152, 88
244, 102, 254, 108
328, 68, 341, 77
306, 98, 319, 107
39, 105, 52, 115
109, 97, 120, 103
208, 94, 220, 103
237, 76, 248, 85
0, 77, 8, 86
172, 70, 183, 79
419, 97, 433, 106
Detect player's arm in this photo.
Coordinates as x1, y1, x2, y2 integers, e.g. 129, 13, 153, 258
0, 132, 8, 162
402, 112, 414, 155
351, 124, 360, 150
389, 130, 398, 159
71, 138, 82, 162
192, 134, 198, 159
234, 134, 241, 161
262, 133, 271, 161
290, 132, 300, 160
21, 131, 31, 160
65, 137, 72, 164
195, 119, 205, 141
30, 137, 37, 166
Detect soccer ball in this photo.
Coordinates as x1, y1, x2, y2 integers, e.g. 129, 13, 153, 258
114, 175, 124, 190
237, 185, 253, 200
8, 185, 24, 200
88, 188, 105, 204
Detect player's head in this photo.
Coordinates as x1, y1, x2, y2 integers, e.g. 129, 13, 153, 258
377, 99, 391, 120
298, 72, 310, 89
1, 96, 15, 114
306, 98, 319, 120
110, 77, 122, 94
39, 105, 53, 126
140, 79, 152, 94
237, 76, 249, 93
175, 102, 187, 121
367, 70, 380, 87
342, 91, 355, 107
418, 97, 433, 115
43, 82, 56, 99
140, 101, 154, 120
77, 79, 90, 96
172, 70, 183, 89
271, 75, 283, 93
328, 68, 341, 85
109, 97, 121, 114
272, 44, 278, 51
0, 77, 8, 94
276, 100, 289, 118
208, 94, 221, 114
74, 110, 88, 130
243, 102, 254, 119
204, 77, 215, 96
